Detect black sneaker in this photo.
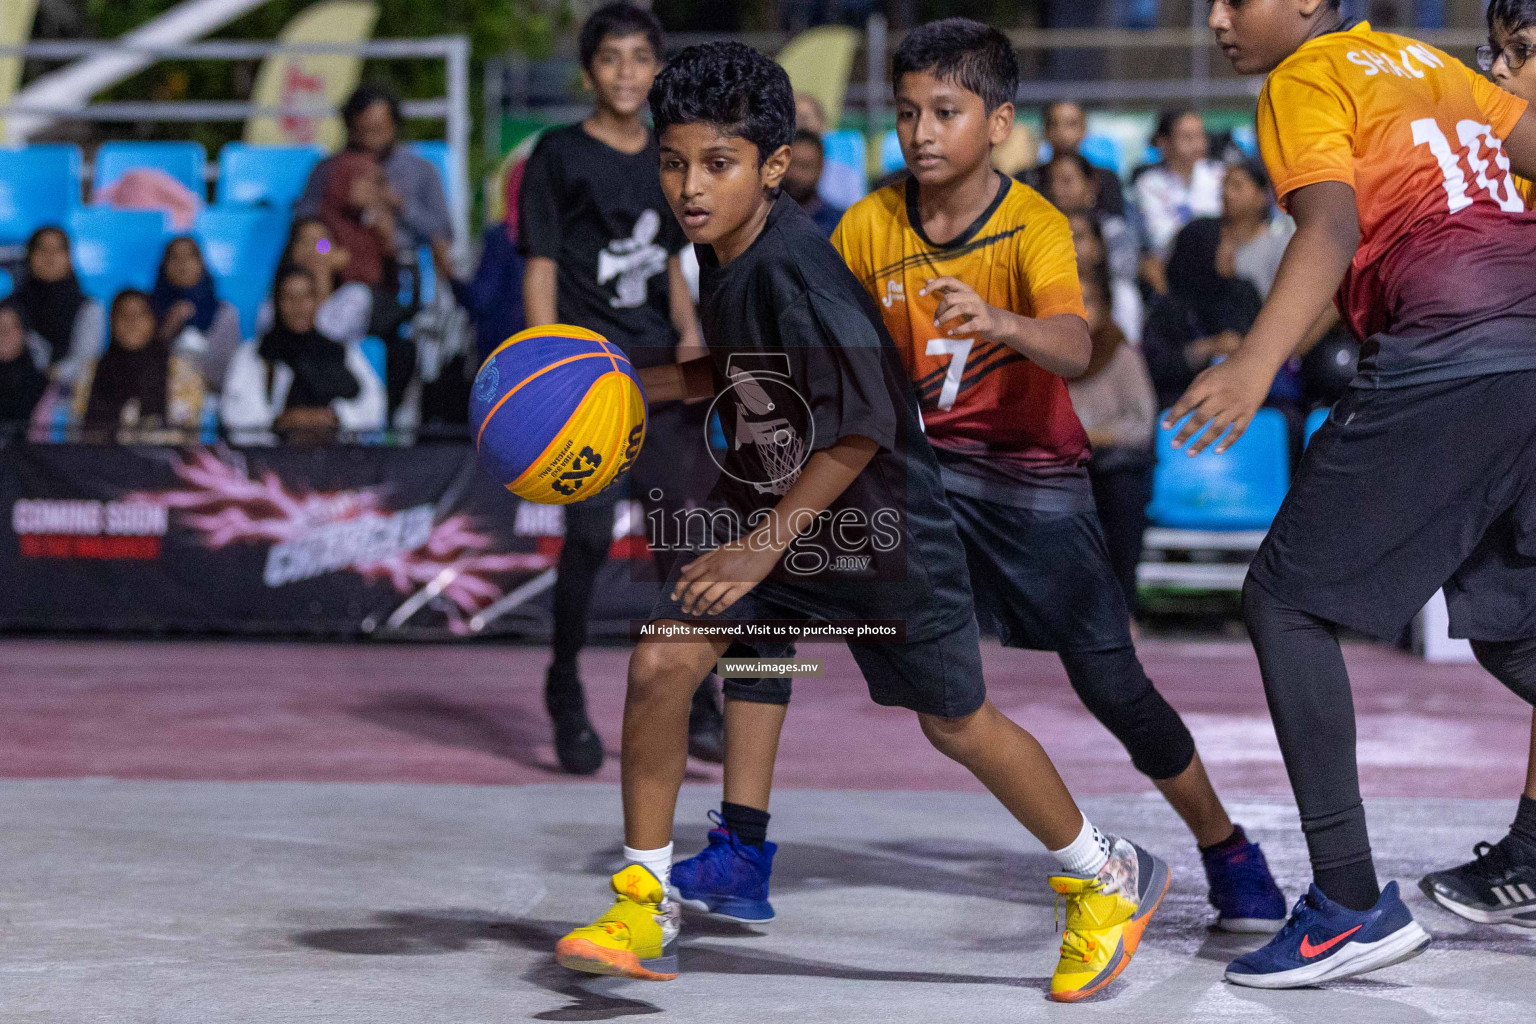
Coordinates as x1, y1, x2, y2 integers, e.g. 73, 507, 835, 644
546, 666, 603, 776
687, 674, 725, 764
1420, 840, 1536, 927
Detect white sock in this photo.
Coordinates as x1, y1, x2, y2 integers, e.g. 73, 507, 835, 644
623, 842, 673, 890
1050, 815, 1112, 877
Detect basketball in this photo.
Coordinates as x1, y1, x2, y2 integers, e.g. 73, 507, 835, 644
471, 325, 647, 505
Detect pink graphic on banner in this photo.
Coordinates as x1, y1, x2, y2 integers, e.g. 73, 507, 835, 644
132, 450, 550, 633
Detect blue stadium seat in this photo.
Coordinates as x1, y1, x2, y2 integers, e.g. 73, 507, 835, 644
1079, 134, 1124, 176
0, 145, 83, 244
1230, 124, 1260, 160
216, 143, 323, 208
1303, 406, 1329, 447
820, 130, 869, 211
0, 268, 11, 300
877, 129, 905, 176
67, 208, 171, 304
94, 141, 207, 199
1148, 408, 1291, 530
193, 207, 289, 339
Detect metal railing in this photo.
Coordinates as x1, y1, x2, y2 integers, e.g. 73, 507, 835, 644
0, 38, 472, 262
488, 19, 1492, 134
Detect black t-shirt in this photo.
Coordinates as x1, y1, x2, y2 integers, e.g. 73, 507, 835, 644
695, 194, 973, 641
518, 124, 688, 369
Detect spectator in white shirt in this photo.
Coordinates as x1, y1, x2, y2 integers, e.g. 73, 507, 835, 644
222, 267, 384, 440
1133, 109, 1226, 282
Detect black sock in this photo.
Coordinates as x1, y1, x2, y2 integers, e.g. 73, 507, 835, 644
1506, 795, 1536, 862
1199, 824, 1248, 858
721, 801, 770, 847
1315, 862, 1382, 912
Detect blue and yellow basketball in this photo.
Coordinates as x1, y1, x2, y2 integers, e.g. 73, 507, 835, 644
471, 325, 647, 505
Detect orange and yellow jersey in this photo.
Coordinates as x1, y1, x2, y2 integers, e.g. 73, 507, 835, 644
831, 175, 1091, 481
1258, 21, 1536, 386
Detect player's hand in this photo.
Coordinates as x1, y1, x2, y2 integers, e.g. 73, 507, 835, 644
1163, 350, 1274, 455
921, 276, 1016, 344
672, 536, 782, 617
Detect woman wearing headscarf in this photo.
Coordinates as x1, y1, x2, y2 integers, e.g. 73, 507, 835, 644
255, 218, 374, 346
221, 267, 384, 440
0, 299, 48, 426
11, 226, 105, 384
318, 149, 413, 421
150, 236, 243, 393
1141, 211, 1305, 425
75, 290, 204, 435
1140, 216, 1266, 412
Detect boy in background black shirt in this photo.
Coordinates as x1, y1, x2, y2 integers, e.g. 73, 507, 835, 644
553, 41, 1169, 1002
517, 2, 722, 775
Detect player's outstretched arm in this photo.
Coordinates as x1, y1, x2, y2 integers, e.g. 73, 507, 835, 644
672, 435, 880, 617
922, 276, 1092, 378
1166, 180, 1359, 455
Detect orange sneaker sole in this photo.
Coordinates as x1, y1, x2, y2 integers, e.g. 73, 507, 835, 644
555, 937, 678, 981
1047, 870, 1171, 1003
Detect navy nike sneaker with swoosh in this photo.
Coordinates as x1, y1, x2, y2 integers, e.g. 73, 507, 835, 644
1225, 881, 1431, 988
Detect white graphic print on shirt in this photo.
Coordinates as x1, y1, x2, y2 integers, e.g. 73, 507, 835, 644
597, 209, 669, 309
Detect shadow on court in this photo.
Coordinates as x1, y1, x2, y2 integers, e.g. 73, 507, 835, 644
291, 911, 1052, 1020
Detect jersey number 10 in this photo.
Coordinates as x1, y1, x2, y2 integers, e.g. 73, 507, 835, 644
1411, 118, 1524, 214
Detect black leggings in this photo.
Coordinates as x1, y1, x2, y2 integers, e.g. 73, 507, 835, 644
1243, 574, 1536, 909
1059, 646, 1196, 782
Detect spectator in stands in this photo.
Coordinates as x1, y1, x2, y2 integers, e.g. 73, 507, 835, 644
1141, 217, 1272, 413
221, 267, 384, 439
1025, 101, 1125, 217
317, 151, 415, 418
151, 236, 242, 394
1217, 159, 1294, 299
1133, 109, 1226, 276
76, 290, 203, 433
296, 84, 454, 285
782, 129, 844, 236
266, 218, 374, 347
12, 226, 103, 384
1143, 165, 1306, 421
1068, 270, 1156, 616
0, 299, 47, 425
1064, 206, 1142, 345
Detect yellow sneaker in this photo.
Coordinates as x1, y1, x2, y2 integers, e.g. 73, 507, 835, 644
555, 864, 680, 981
1047, 837, 1170, 1002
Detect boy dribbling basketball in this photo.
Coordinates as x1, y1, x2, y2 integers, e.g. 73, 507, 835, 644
554, 40, 1170, 1002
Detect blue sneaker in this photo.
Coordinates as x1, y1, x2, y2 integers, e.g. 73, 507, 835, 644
1202, 827, 1287, 933
670, 812, 777, 923
1225, 881, 1431, 988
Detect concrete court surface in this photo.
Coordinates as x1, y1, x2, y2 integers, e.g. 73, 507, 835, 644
0, 636, 1532, 1021
0, 781, 1531, 1023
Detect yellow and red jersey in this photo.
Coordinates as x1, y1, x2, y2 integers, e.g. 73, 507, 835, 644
832, 176, 1090, 475
1258, 22, 1536, 383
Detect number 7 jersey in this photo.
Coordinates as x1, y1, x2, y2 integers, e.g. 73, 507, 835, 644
831, 175, 1092, 489
1258, 20, 1536, 387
